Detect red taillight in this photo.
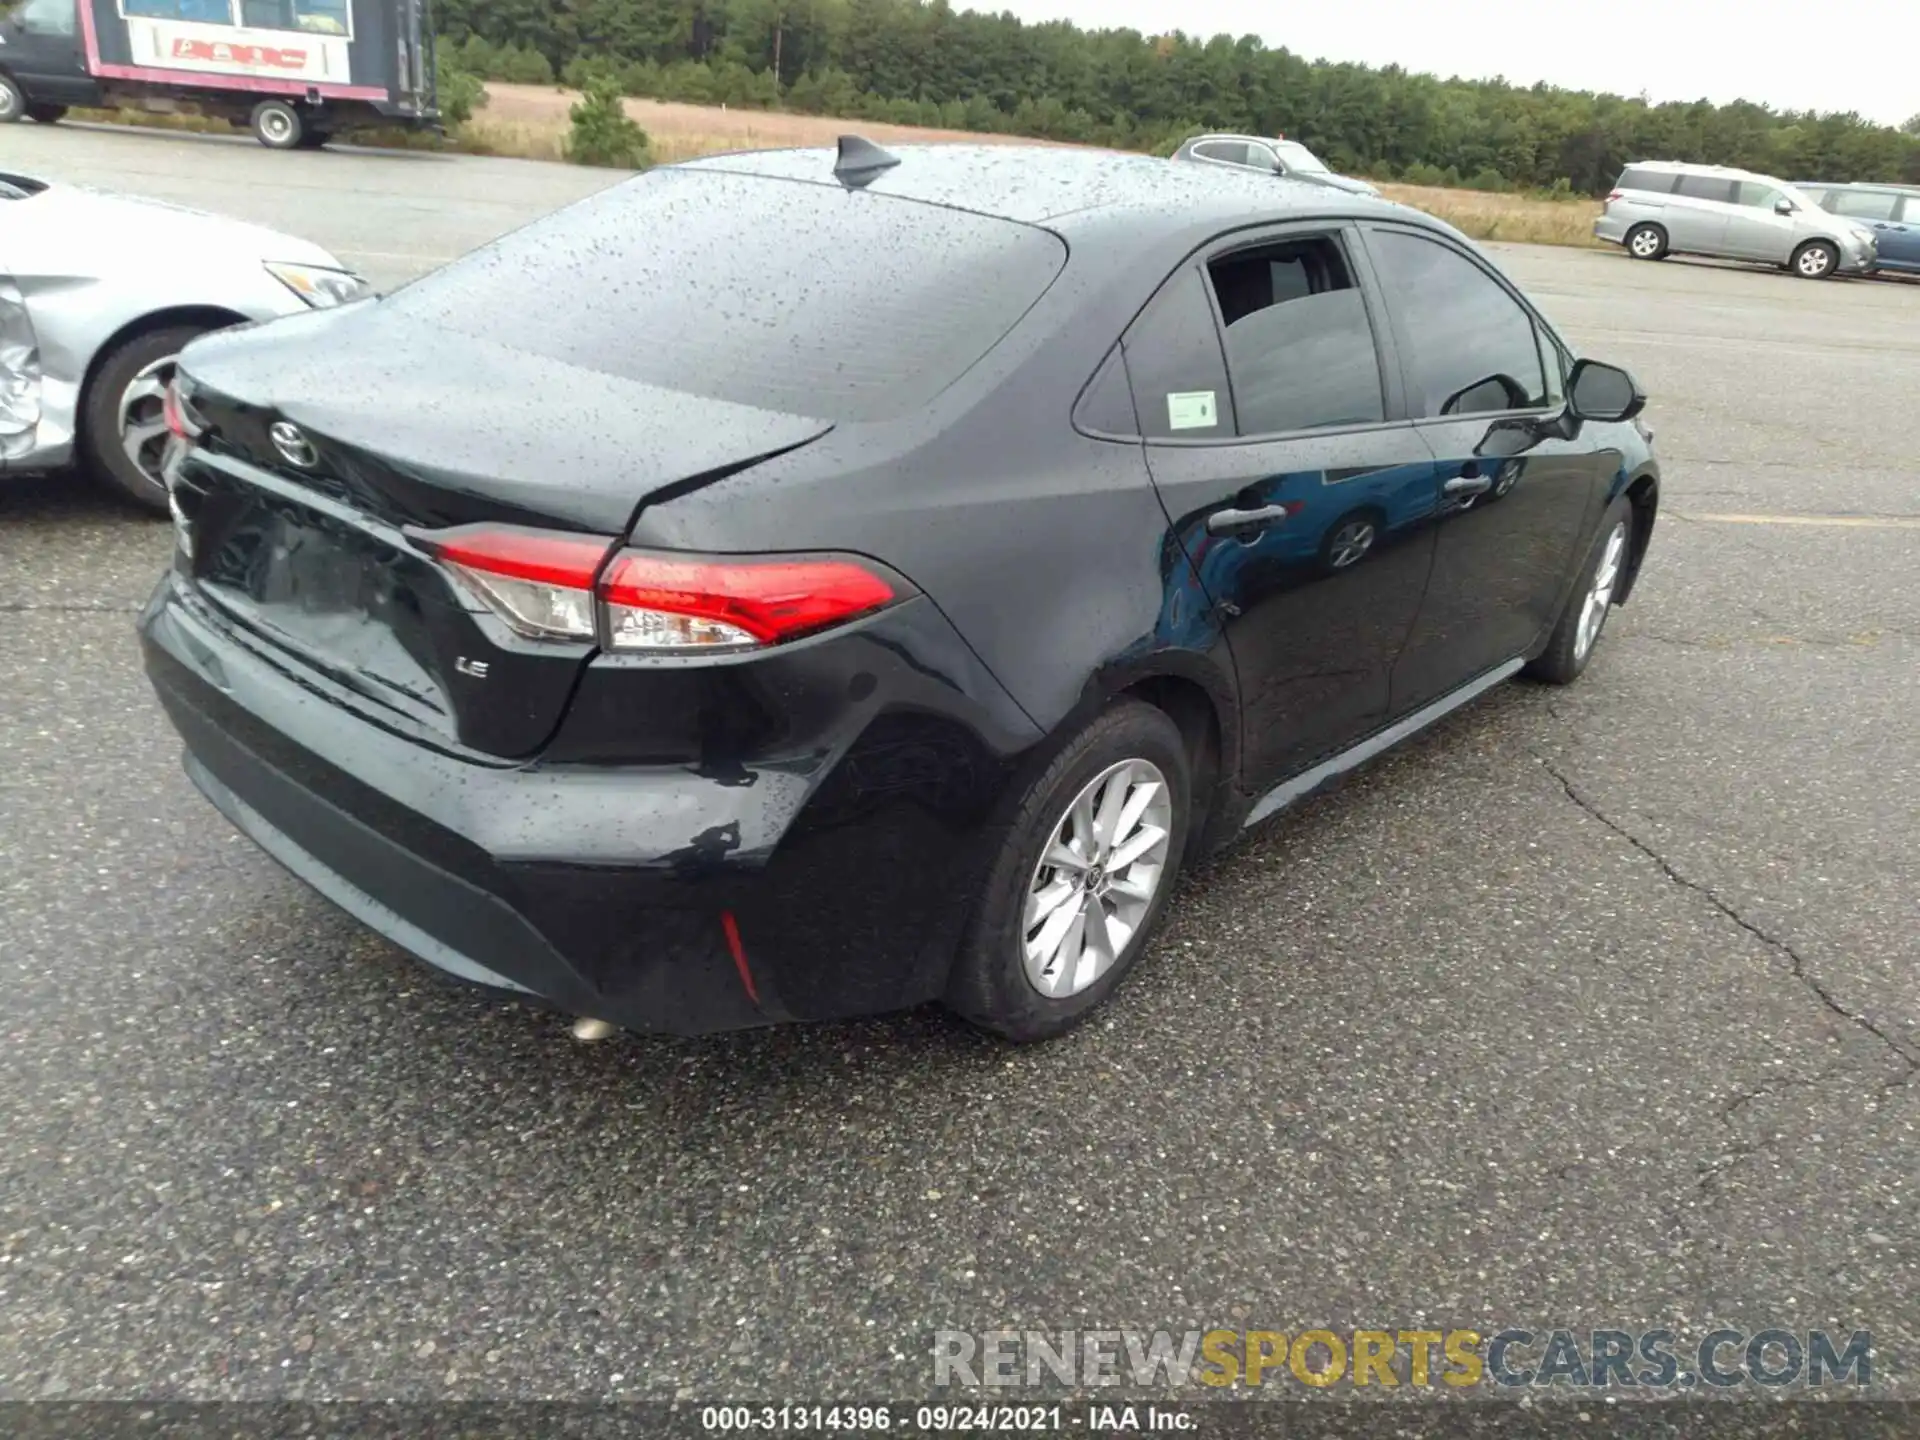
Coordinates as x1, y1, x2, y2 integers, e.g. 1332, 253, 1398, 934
163, 380, 200, 440
601, 552, 896, 652
424, 525, 616, 643
431, 526, 615, 591
1605, 189, 1623, 203
415, 525, 899, 654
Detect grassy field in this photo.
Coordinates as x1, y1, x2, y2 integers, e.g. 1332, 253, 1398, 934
73, 82, 1606, 248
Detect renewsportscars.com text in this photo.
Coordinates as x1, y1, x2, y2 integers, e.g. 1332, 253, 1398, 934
932, 1328, 1874, 1390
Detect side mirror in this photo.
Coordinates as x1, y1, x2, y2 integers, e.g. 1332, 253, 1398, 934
1567, 358, 1645, 424
1774, 197, 1795, 215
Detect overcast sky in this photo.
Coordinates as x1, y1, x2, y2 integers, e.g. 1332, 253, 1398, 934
981, 0, 1915, 128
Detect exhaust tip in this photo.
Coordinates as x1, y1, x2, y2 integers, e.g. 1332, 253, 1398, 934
570, 1017, 619, 1042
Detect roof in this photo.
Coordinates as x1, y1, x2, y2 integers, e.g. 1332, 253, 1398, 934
1794, 179, 1920, 193
677, 141, 1404, 234
1624, 159, 1785, 184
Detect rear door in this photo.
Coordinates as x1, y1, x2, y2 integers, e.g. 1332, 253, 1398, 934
1125, 223, 1442, 791
1665, 172, 1738, 253
1357, 223, 1608, 713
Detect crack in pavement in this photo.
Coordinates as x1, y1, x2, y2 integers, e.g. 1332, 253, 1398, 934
1532, 753, 1920, 1082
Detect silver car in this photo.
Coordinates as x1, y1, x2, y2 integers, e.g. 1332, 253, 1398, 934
1593, 160, 1877, 279
1173, 133, 1381, 197
1, 167, 370, 510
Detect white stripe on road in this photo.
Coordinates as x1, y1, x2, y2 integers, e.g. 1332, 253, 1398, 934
1673, 512, 1920, 529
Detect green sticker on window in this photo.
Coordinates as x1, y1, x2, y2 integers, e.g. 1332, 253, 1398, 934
1167, 391, 1219, 431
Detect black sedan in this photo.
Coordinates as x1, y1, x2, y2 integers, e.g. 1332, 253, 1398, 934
140, 139, 1659, 1043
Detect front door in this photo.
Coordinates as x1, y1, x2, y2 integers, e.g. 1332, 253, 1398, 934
0, 0, 94, 105
1721, 179, 1799, 263
1354, 223, 1610, 712
1886, 195, 1920, 270
1122, 226, 1442, 793
1829, 189, 1918, 269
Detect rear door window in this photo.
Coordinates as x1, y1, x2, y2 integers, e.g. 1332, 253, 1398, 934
1365, 228, 1549, 418
1206, 235, 1385, 435
1193, 141, 1252, 167
381, 168, 1067, 424
1901, 195, 1920, 223
1674, 174, 1737, 203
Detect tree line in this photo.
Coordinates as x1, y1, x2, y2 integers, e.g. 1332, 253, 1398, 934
431, 0, 1920, 194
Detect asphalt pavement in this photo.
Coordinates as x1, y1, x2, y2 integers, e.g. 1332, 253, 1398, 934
2, 123, 1917, 1409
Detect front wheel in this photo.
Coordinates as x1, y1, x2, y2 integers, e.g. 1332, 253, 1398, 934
1525, 497, 1632, 685
80, 325, 211, 513
250, 99, 306, 149
1791, 240, 1839, 280
946, 701, 1191, 1042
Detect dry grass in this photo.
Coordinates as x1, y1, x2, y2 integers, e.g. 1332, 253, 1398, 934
71, 84, 1607, 248
481, 82, 1071, 155
1378, 184, 1605, 248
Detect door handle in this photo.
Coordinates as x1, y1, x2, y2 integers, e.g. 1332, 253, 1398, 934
1443, 475, 1493, 498
1206, 503, 1293, 537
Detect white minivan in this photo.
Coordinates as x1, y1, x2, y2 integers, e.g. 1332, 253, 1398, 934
1593, 161, 1877, 279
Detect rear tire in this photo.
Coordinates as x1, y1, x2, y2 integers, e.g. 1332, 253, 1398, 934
1525, 496, 1633, 686
946, 701, 1191, 1042
250, 99, 305, 149
79, 325, 212, 514
25, 102, 67, 124
1625, 223, 1668, 261
0, 74, 25, 124
1790, 240, 1839, 279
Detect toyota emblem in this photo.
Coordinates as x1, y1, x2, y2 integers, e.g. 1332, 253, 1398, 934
269, 420, 318, 469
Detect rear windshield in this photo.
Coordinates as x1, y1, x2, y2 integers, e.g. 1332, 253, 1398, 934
382, 168, 1067, 423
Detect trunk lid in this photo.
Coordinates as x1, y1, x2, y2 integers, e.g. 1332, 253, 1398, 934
169, 307, 832, 759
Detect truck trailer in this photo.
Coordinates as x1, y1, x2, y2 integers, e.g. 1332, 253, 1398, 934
0, 0, 437, 147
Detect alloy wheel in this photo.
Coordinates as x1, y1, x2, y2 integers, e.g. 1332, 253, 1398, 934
1574, 522, 1628, 663
1629, 229, 1661, 258
1328, 519, 1376, 569
117, 355, 178, 488
0, 84, 21, 123
1022, 759, 1173, 999
1797, 246, 1834, 278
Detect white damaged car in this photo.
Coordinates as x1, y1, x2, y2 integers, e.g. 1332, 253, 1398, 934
1, 167, 370, 510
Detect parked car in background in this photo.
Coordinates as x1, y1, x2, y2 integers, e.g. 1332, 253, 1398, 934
1594, 161, 1877, 278
1792, 183, 1920, 275
141, 140, 1657, 1046
1174, 134, 1381, 196
0, 168, 371, 508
